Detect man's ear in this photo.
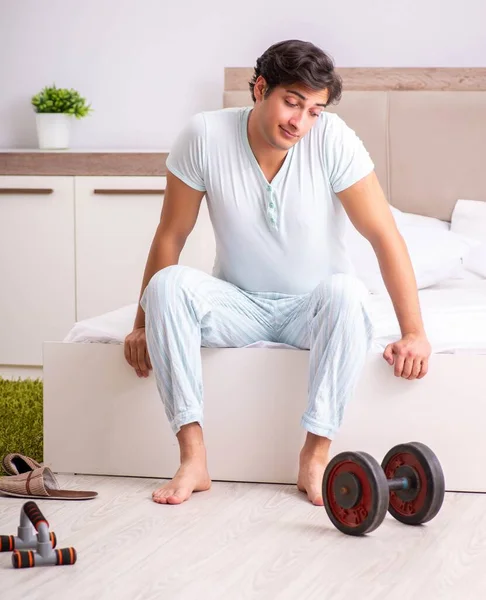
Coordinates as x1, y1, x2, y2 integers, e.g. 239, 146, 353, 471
256, 77, 267, 100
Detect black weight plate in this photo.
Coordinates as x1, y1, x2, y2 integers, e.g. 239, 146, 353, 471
322, 451, 389, 536
382, 442, 445, 525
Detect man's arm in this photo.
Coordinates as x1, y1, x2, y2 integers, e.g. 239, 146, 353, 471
337, 170, 431, 380
132, 171, 205, 328
126, 171, 205, 377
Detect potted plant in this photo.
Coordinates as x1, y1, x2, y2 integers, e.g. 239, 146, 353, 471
31, 84, 93, 149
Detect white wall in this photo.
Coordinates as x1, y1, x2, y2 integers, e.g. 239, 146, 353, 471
1, 0, 485, 149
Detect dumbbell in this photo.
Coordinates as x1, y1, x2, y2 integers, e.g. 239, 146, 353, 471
7, 501, 77, 568
322, 441, 445, 536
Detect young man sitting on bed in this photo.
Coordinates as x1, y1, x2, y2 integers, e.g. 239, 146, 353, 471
124, 39, 432, 506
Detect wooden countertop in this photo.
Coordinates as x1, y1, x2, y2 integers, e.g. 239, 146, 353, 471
0, 151, 169, 176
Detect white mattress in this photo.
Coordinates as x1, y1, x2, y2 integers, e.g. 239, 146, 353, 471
63, 275, 486, 354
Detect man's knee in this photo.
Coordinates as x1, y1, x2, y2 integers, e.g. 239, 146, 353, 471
316, 273, 369, 308
313, 274, 373, 347
142, 265, 193, 312
331, 273, 369, 303
147, 264, 186, 293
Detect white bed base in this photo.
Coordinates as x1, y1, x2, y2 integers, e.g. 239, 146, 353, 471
43, 341, 486, 493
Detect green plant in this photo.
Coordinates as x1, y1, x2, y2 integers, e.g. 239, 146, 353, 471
31, 84, 93, 119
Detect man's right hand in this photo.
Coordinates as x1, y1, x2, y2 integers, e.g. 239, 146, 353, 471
124, 327, 152, 378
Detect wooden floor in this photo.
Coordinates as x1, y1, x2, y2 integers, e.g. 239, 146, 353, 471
1, 474, 486, 600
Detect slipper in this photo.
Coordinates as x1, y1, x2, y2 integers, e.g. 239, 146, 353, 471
0, 466, 98, 500
2, 453, 42, 476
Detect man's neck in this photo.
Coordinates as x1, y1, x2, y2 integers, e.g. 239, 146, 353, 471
247, 109, 288, 182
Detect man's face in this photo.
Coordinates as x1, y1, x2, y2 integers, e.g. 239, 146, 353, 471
254, 78, 329, 151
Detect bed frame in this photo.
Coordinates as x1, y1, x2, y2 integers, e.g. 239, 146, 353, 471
43, 68, 486, 492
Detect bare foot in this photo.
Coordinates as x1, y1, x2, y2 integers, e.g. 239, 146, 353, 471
152, 457, 211, 505
297, 450, 329, 506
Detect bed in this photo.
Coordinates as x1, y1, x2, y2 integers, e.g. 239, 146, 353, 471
43, 68, 486, 492
61, 275, 486, 356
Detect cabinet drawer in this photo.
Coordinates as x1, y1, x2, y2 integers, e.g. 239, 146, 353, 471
75, 176, 216, 320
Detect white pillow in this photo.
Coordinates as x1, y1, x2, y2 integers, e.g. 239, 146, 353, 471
464, 243, 486, 278
390, 206, 450, 231
345, 210, 476, 294
450, 199, 486, 279
450, 199, 486, 243
451, 200, 486, 277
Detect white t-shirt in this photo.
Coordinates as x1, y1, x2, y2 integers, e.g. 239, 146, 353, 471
166, 106, 374, 295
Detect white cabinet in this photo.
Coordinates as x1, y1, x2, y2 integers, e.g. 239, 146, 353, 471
0, 176, 75, 365
0, 173, 217, 366
75, 177, 165, 320
74, 176, 216, 321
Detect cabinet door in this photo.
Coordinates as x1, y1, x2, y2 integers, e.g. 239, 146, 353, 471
75, 176, 216, 320
0, 176, 75, 366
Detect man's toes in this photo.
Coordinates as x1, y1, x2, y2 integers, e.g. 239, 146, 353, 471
167, 488, 189, 505
304, 484, 324, 506
152, 493, 169, 504
152, 488, 172, 503
166, 495, 184, 505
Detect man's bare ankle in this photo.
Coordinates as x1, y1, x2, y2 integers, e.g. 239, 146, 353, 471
180, 447, 207, 463
177, 422, 207, 462
300, 432, 331, 460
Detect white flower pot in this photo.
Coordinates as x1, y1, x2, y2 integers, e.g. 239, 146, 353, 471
35, 113, 73, 150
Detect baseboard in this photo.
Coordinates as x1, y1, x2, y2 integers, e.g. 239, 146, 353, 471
0, 365, 43, 380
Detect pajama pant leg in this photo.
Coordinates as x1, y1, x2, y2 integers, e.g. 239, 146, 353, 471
276, 274, 374, 439
140, 265, 274, 435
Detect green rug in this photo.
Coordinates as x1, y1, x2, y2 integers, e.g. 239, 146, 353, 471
0, 377, 43, 470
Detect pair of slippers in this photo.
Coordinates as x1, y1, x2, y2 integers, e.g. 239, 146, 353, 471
0, 454, 97, 501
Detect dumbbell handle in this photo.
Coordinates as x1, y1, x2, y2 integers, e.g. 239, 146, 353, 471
23, 501, 49, 531
388, 477, 412, 491
0, 532, 57, 552
12, 547, 77, 568
0, 536, 15, 552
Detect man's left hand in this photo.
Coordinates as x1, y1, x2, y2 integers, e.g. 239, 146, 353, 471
383, 333, 431, 380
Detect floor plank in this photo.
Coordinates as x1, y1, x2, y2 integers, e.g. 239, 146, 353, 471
1, 474, 486, 600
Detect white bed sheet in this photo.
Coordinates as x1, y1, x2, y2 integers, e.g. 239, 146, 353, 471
63, 275, 486, 354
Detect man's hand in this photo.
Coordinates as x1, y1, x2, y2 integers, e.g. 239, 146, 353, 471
124, 327, 152, 378
383, 333, 431, 380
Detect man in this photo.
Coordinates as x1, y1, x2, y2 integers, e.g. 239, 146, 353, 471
124, 39, 432, 507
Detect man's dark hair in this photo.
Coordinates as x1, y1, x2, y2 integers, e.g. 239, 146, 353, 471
249, 39, 342, 106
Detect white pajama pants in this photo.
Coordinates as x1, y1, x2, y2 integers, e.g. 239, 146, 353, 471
140, 265, 373, 439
